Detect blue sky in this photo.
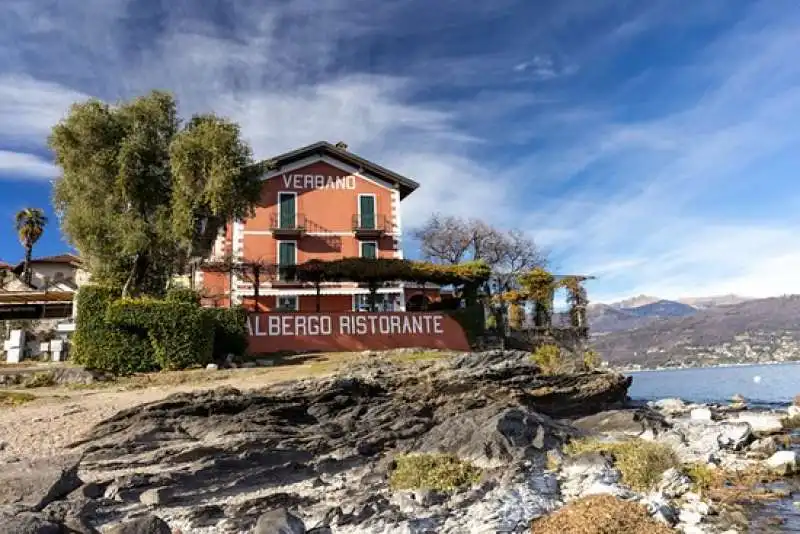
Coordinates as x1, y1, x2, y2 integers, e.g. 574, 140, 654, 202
1, 0, 799, 303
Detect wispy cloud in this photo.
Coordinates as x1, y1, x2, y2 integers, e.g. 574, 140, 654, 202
0, 0, 798, 300
0, 151, 57, 179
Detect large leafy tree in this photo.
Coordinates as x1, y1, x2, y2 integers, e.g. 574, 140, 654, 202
15, 207, 48, 285
50, 91, 267, 296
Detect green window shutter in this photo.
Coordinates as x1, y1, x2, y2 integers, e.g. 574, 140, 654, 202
359, 195, 375, 229
361, 242, 377, 259
279, 193, 296, 228
279, 242, 296, 265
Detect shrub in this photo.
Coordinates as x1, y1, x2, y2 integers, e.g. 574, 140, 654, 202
165, 286, 202, 306
390, 453, 482, 492
530, 495, 674, 534
23, 372, 56, 388
583, 349, 602, 370
203, 306, 249, 359
531, 344, 562, 375
446, 304, 485, 345
107, 299, 214, 371
72, 285, 157, 375
794, 394, 800, 407
564, 438, 679, 491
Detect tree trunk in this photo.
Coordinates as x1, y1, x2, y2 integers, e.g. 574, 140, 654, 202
315, 282, 321, 312
369, 284, 378, 312
228, 265, 234, 308
253, 267, 260, 313
23, 244, 32, 285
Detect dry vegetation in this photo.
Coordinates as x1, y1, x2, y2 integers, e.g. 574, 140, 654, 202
389, 453, 482, 492
0, 391, 36, 407
684, 463, 784, 504
529, 495, 674, 534
564, 438, 679, 491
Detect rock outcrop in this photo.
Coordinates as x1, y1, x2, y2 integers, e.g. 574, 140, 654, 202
50, 350, 628, 533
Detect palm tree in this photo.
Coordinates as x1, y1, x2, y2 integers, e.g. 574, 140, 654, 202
15, 208, 47, 285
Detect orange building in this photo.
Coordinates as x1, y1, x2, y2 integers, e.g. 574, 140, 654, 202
199, 141, 430, 312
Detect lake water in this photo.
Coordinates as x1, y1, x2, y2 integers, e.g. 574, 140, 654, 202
627, 362, 800, 406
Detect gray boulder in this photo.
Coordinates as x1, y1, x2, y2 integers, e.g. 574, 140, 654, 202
571, 408, 669, 439
0, 512, 62, 534
0, 453, 82, 510
733, 413, 784, 435
658, 468, 692, 499
106, 514, 171, 534
254, 508, 306, 534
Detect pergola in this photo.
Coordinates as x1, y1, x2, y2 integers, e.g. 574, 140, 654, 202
0, 291, 75, 320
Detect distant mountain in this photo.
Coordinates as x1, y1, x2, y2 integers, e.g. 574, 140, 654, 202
592, 295, 800, 369
588, 299, 698, 334
611, 295, 661, 309
626, 299, 697, 318
677, 294, 752, 308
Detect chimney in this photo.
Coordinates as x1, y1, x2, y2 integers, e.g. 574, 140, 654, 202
334, 141, 348, 150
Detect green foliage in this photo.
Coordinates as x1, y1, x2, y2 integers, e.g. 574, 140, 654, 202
203, 306, 249, 359
565, 439, 679, 491
107, 299, 214, 371
0, 391, 36, 407
23, 372, 57, 388
583, 349, 602, 370
446, 304, 485, 345
531, 344, 563, 374
485, 313, 497, 330
15, 207, 47, 284
73, 285, 157, 375
684, 463, 717, 492
390, 454, 482, 492
165, 286, 202, 305
49, 90, 264, 297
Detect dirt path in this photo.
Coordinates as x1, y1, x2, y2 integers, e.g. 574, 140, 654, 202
0, 353, 370, 462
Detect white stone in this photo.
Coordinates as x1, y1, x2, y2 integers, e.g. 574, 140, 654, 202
205, 363, 219, 371
734, 413, 784, 434
641, 493, 678, 526
716, 423, 752, 451
659, 468, 692, 499
678, 509, 703, 525
764, 450, 799, 475
654, 398, 687, 414
788, 405, 800, 418
690, 408, 713, 421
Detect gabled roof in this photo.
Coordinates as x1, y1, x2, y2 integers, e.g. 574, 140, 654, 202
0, 261, 12, 270
264, 141, 420, 199
11, 253, 83, 275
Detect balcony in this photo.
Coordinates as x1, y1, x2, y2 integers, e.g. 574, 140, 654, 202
352, 214, 391, 239
269, 213, 306, 237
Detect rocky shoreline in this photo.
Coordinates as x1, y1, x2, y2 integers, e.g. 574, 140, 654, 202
0, 350, 797, 533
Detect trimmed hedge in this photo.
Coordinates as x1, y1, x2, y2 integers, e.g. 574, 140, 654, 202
73, 285, 248, 374
203, 306, 249, 359
107, 299, 214, 371
165, 286, 202, 306
72, 286, 157, 375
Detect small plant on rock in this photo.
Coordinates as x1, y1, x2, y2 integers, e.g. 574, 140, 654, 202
564, 438, 679, 491
531, 344, 562, 375
390, 453, 482, 492
582, 349, 601, 370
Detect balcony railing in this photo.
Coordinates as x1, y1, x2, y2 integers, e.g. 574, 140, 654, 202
351, 214, 391, 238
269, 213, 307, 237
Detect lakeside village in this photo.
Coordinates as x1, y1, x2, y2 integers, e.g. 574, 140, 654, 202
2, 92, 800, 534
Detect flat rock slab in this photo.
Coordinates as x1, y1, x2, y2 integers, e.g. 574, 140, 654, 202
0, 454, 82, 510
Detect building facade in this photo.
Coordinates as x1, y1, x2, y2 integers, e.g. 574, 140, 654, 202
199, 141, 433, 313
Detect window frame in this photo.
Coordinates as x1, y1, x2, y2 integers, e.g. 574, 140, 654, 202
277, 191, 298, 229
275, 294, 299, 312
357, 193, 377, 229
276, 240, 297, 281
360, 240, 378, 259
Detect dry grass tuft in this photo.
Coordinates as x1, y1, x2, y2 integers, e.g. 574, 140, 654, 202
22, 371, 57, 388
564, 438, 679, 491
389, 453, 482, 492
0, 390, 37, 407
390, 351, 451, 363
530, 494, 674, 534
684, 463, 783, 504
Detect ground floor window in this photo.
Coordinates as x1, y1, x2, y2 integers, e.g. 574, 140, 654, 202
276, 295, 298, 311
353, 293, 399, 312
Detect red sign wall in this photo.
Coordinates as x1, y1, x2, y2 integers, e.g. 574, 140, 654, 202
247, 312, 471, 353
